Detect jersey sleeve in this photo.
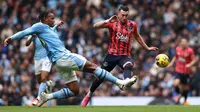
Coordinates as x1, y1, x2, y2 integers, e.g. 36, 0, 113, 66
175, 47, 179, 58
11, 23, 41, 40
52, 25, 58, 32
104, 22, 113, 29
132, 22, 139, 35
189, 48, 194, 56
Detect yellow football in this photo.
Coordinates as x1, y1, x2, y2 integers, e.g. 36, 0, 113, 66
155, 54, 170, 68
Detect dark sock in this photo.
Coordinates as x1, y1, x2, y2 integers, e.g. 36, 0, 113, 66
182, 90, 189, 102
90, 79, 103, 93
123, 66, 132, 79
175, 86, 180, 94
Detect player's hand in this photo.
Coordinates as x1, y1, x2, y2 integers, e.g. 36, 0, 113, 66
186, 64, 192, 68
4, 37, 12, 46
57, 21, 64, 26
167, 63, 173, 68
147, 47, 159, 51
106, 15, 119, 23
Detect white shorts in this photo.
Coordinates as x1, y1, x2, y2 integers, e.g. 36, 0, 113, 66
54, 53, 87, 84
34, 57, 52, 75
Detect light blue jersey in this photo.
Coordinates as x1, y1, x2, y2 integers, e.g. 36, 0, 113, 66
32, 37, 48, 60
11, 22, 70, 62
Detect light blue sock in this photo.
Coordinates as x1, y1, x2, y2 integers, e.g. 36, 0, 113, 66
94, 67, 117, 84
38, 82, 47, 96
52, 88, 75, 99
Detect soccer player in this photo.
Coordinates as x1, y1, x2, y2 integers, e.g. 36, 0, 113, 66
26, 35, 53, 106
25, 21, 63, 106
4, 11, 137, 107
81, 5, 158, 107
168, 38, 198, 105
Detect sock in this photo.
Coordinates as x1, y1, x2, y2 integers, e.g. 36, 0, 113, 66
88, 79, 103, 97
37, 82, 47, 99
123, 63, 133, 79
175, 86, 180, 94
182, 90, 188, 102
94, 67, 122, 85
123, 69, 132, 79
49, 88, 75, 99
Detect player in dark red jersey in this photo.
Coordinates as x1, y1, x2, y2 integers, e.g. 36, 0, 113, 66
168, 38, 198, 105
81, 5, 158, 107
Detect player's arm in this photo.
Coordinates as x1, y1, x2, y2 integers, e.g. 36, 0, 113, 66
52, 21, 64, 31
133, 25, 158, 51
167, 56, 176, 68
4, 25, 39, 46
93, 15, 118, 29
186, 50, 199, 68
25, 35, 36, 46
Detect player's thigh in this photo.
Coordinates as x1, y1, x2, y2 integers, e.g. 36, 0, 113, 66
101, 55, 117, 72
118, 56, 134, 69
58, 69, 78, 85
180, 75, 190, 90
55, 53, 87, 71
174, 73, 181, 86
34, 59, 42, 75
41, 59, 52, 73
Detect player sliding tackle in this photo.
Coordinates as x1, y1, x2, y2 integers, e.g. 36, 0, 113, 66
81, 5, 158, 107
4, 11, 138, 107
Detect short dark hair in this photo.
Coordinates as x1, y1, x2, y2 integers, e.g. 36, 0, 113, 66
118, 5, 129, 12
38, 11, 50, 22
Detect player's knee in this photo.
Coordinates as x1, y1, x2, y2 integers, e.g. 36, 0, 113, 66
174, 79, 180, 87
183, 85, 189, 90
71, 88, 79, 96
124, 63, 133, 70
83, 61, 98, 72
41, 74, 48, 82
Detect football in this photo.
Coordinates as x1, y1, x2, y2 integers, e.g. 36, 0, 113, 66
155, 54, 170, 68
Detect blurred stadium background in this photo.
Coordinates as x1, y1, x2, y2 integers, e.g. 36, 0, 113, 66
0, 0, 200, 106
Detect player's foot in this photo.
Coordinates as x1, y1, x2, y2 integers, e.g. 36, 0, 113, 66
37, 92, 48, 107
81, 95, 91, 107
119, 75, 138, 90
32, 98, 39, 106
45, 80, 54, 93
183, 101, 189, 105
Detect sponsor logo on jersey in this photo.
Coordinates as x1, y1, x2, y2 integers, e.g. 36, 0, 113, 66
116, 32, 129, 42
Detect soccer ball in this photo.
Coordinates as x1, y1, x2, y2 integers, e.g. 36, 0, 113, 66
155, 54, 170, 68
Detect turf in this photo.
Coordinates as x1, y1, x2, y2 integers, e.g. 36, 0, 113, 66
1, 106, 200, 112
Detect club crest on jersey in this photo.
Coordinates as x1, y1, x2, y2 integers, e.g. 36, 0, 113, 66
103, 62, 108, 67
116, 32, 129, 42
184, 53, 189, 57
127, 26, 133, 31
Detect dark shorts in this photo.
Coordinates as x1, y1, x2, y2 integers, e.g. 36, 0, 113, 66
101, 54, 134, 72
175, 73, 190, 84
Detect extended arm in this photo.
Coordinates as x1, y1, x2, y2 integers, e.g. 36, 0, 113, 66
52, 21, 64, 31
167, 56, 176, 68
93, 15, 118, 29
133, 29, 158, 51
4, 25, 38, 46
186, 54, 199, 68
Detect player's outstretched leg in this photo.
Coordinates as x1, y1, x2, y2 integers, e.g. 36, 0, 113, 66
83, 61, 138, 91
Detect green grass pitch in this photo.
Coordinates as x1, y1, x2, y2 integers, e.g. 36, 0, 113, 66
1, 106, 200, 112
